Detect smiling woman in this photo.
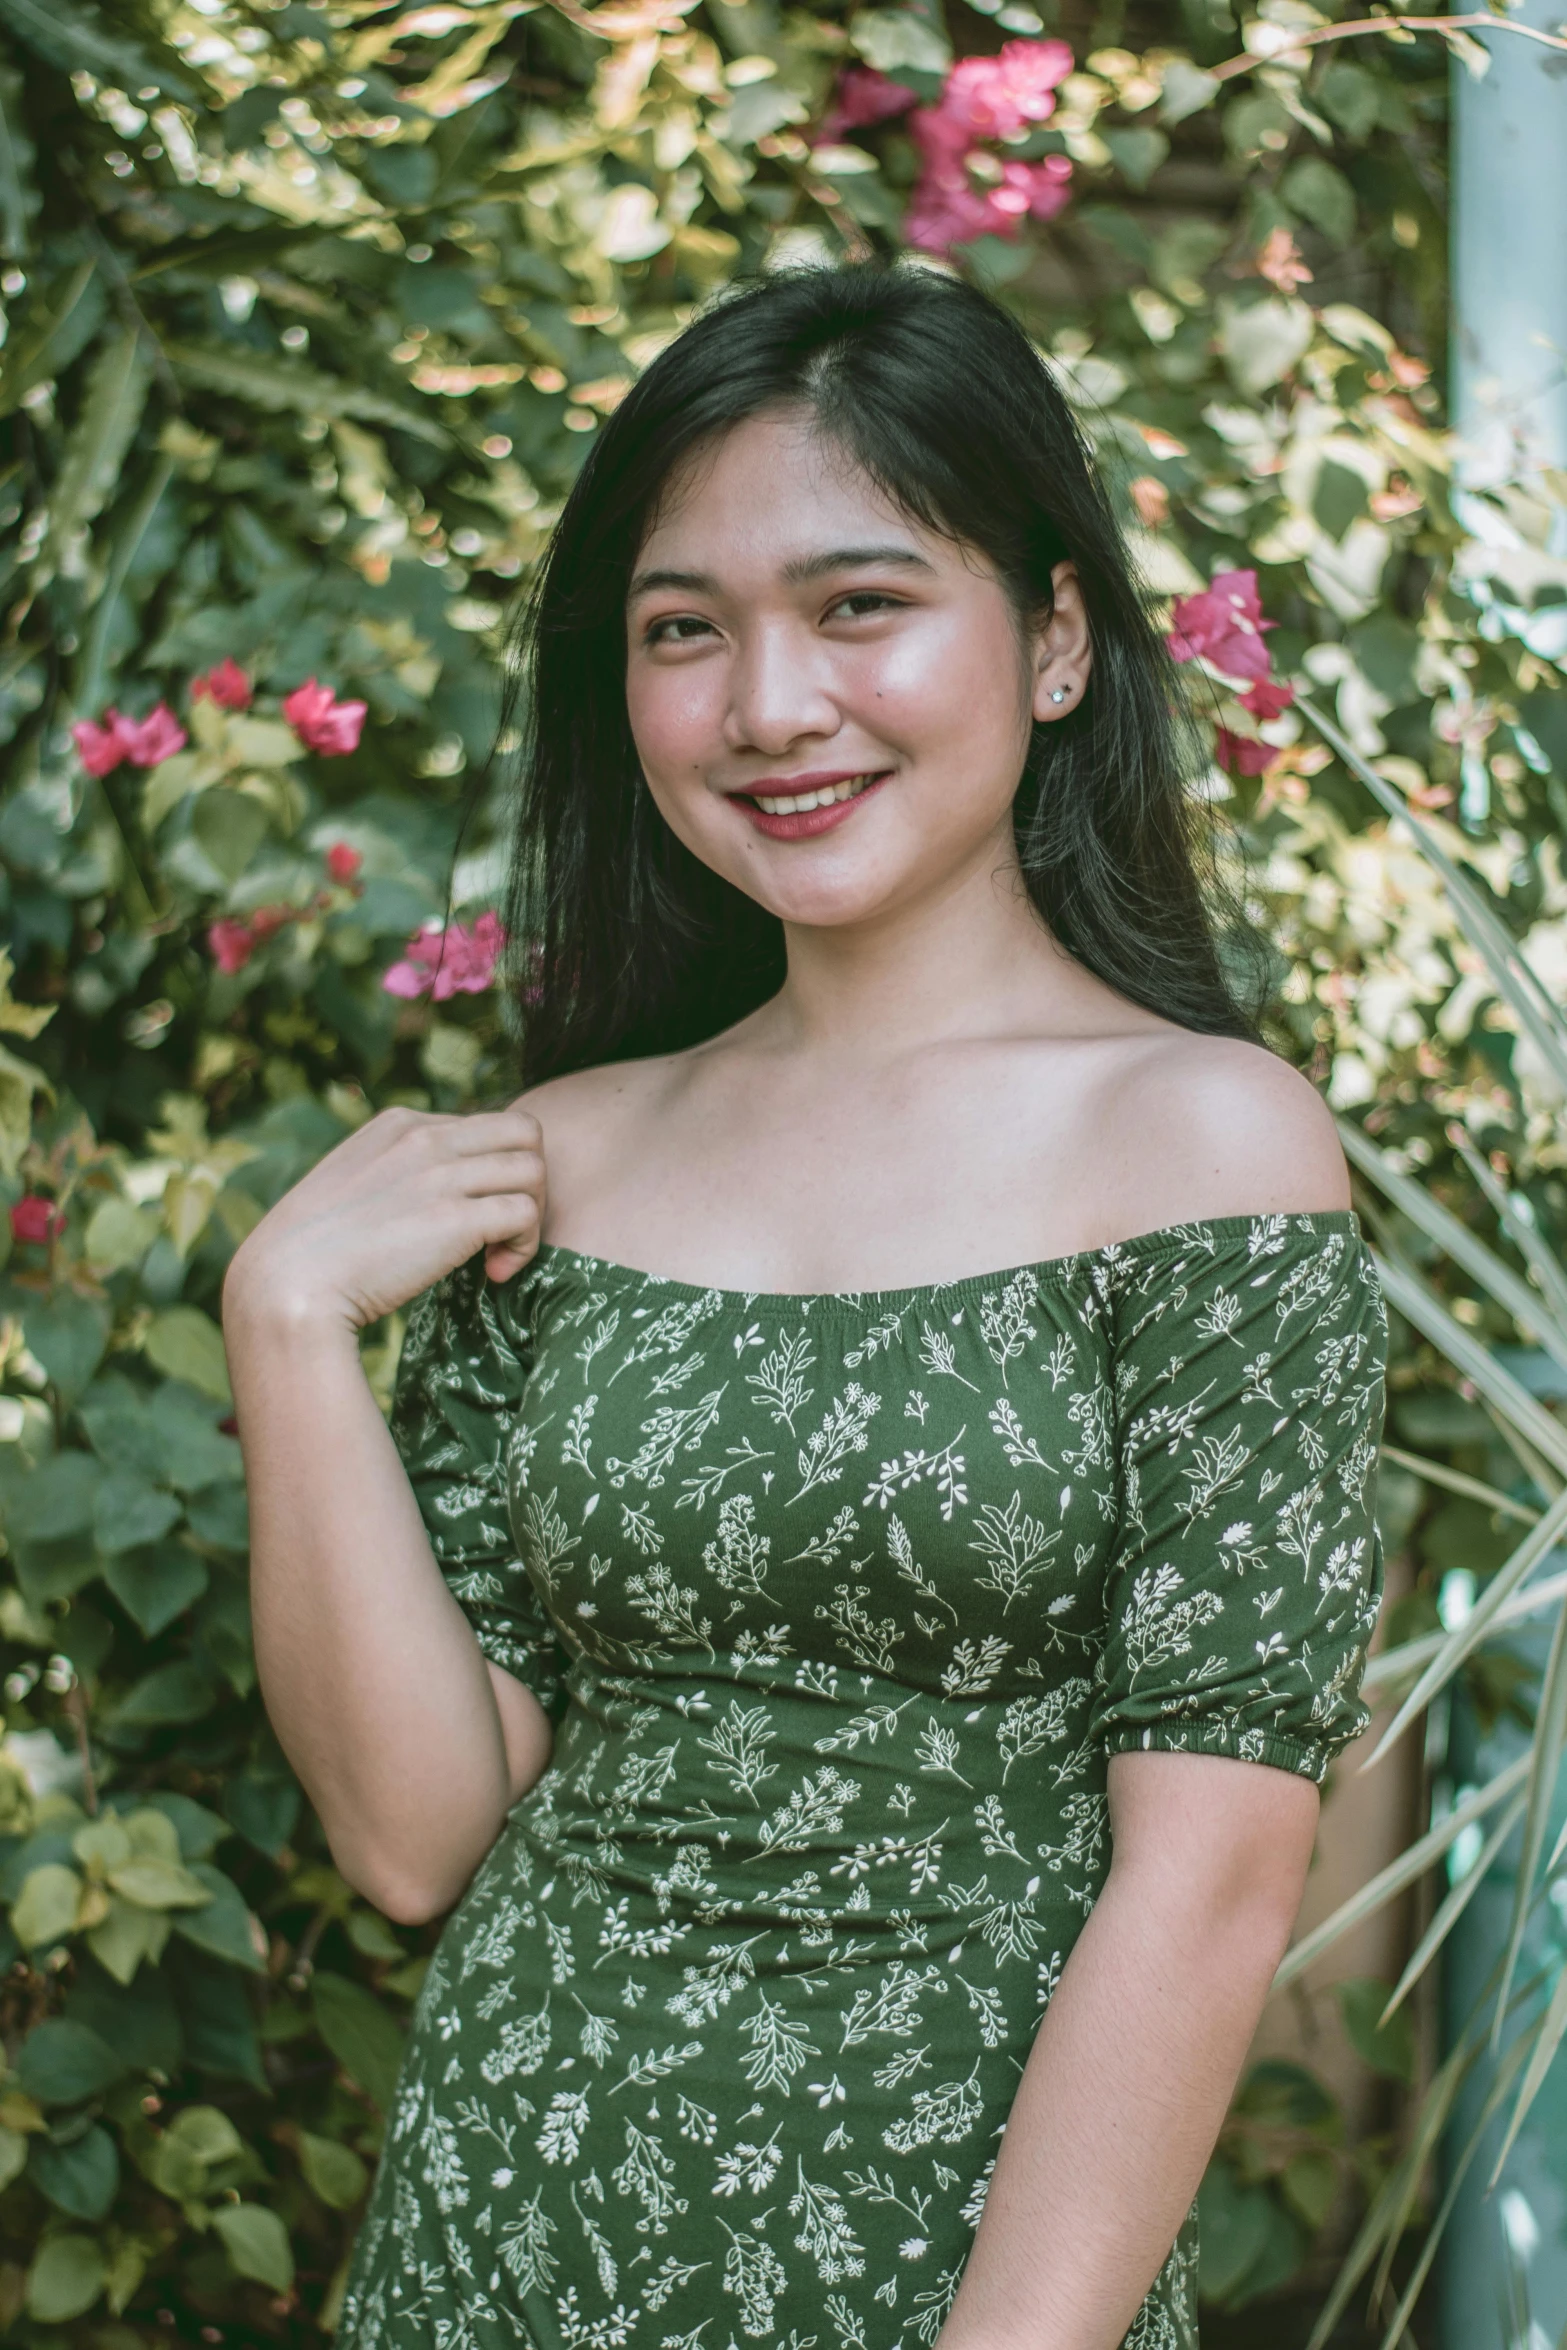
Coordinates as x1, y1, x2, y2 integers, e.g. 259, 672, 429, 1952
225, 264, 1386, 2350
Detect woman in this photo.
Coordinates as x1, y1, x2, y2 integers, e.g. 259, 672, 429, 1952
226, 265, 1387, 2350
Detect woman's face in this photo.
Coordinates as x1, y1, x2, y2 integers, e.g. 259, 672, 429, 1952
624, 406, 1090, 931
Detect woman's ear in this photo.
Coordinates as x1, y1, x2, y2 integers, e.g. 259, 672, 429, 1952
1030, 560, 1093, 722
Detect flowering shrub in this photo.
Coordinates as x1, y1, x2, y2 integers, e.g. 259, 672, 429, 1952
2, 0, 1564, 2338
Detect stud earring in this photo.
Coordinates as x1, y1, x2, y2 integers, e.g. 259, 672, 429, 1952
1049, 687, 1067, 705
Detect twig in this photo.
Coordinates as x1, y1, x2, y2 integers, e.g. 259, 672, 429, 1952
61, 1682, 98, 1816
1208, 11, 1567, 82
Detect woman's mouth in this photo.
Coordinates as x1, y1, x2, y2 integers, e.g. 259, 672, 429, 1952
733, 770, 892, 840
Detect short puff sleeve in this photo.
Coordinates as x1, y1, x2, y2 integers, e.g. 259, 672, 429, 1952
391, 1253, 569, 1724
1091, 1214, 1387, 1784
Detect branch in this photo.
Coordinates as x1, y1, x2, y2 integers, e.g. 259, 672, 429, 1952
1208, 11, 1567, 82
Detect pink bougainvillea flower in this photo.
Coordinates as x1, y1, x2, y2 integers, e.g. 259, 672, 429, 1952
1167, 569, 1275, 685
10, 1195, 62, 1244
119, 703, 188, 766
819, 64, 916, 143
1242, 676, 1295, 722
208, 917, 258, 975
325, 841, 363, 884
1216, 728, 1277, 777
191, 657, 253, 710
73, 710, 136, 776
383, 911, 506, 1002
937, 38, 1074, 141
283, 678, 368, 757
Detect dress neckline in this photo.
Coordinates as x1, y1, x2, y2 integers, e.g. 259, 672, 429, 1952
525, 1208, 1362, 1313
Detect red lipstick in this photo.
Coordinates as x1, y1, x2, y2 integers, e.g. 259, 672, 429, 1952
728, 768, 892, 842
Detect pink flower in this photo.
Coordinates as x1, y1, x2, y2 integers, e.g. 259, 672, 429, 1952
383, 912, 506, 1002
938, 39, 1074, 142
283, 678, 368, 757
10, 1195, 61, 1245
1216, 729, 1277, 777
1242, 676, 1295, 722
325, 842, 363, 884
74, 703, 188, 771
905, 138, 1071, 252
208, 917, 258, 975
73, 711, 135, 776
1167, 570, 1275, 686
820, 64, 916, 143
120, 703, 188, 766
191, 658, 252, 710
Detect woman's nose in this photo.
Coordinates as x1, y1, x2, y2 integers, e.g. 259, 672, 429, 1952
722, 623, 839, 755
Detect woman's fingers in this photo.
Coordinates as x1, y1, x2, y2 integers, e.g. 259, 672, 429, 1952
446, 1149, 547, 1203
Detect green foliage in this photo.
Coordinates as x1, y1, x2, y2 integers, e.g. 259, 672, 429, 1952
0, 0, 1563, 2340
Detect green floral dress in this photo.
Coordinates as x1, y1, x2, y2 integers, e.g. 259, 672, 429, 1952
338, 1212, 1386, 2350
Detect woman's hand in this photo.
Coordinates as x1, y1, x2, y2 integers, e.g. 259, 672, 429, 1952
225, 1101, 546, 1338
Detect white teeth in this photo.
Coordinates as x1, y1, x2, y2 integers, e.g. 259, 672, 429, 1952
753, 774, 877, 816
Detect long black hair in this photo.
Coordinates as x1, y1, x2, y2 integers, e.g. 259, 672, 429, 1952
500, 263, 1259, 1081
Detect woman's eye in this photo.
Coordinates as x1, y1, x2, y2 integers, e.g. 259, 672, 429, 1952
644, 614, 714, 646
826, 591, 903, 622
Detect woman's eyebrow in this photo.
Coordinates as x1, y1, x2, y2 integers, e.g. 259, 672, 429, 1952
627, 545, 936, 601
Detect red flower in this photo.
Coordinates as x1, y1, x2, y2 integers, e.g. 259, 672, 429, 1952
383, 911, 506, 1002
10, 1195, 61, 1244
72, 703, 188, 773
191, 658, 253, 710
1167, 570, 1275, 685
325, 841, 363, 884
1242, 676, 1295, 722
208, 918, 258, 975
283, 678, 368, 757
73, 711, 135, 776
1216, 729, 1277, 777
902, 41, 1075, 256
119, 703, 188, 766
938, 39, 1074, 142
819, 64, 916, 143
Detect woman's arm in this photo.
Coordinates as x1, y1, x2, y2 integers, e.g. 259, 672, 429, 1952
936, 1750, 1319, 2350
223, 1103, 551, 1925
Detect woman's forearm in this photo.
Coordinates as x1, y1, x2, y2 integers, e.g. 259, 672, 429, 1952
228, 1287, 551, 1923
937, 1753, 1318, 2350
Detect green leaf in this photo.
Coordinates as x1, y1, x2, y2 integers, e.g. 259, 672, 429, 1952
224, 1773, 300, 1858
12, 1862, 83, 1949
1218, 295, 1313, 397
41, 327, 154, 579
1102, 128, 1169, 191
1336, 1979, 1416, 2084
173, 1861, 266, 1972
28, 2122, 119, 2220
111, 1656, 222, 1727
15, 2017, 126, 2104
313, 1969, 408, 2107
107, 1855, 213, 1911
165, 1946, 266, 2085
0, 0, 193, 97
140, 1791, 227, 1861
226, 716, 305, 767
212, 2201, 295, 2294
186, 1481, 249, 1551
0, 258, 101, 416
85, 1895, 172, 1983
25, 2230, 106, 2325
849, 7, 950, 75
103, 1539, 210, 1637
1158, 58, 1219, 125
6, 1448, 102, 1542
94, 1467, 182, 1555
67, 1950, 183, 2067
1282, 155, 1357, 248
148, 1383, 243, 1491
165, 341, 448, 445
0, 2122, 27, 2194
144, 1305, 232, 1402
23, 1292, 110, 1401
192, 790, 270, 882
1280, 2147, 1339, 2231
148, 2101, 244, 2200
298, 2127, 369, 2209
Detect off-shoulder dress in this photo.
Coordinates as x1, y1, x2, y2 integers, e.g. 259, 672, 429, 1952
337, 1211, 1387, 2350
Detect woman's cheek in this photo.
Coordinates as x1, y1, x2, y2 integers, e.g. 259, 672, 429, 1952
627, 665, 722, 790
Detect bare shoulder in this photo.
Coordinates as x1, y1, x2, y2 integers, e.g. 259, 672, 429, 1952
1097, 1030, 1349, 1229
515, 1053, 684, 1219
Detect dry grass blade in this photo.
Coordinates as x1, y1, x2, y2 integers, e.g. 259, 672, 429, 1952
1372, 1249, 1567, 1481
1358, 1470, 1567, 1769
1379, 1791, 1527, 2021
1296, 692, 1567, 1096
1491, 1594, 1567, 2043
1378, 1440, 1540, 1524
1273, 1754, 1531, 1991
1362, 1568, 1567, 1697
1448, 1127, 1567, 1331
1342, 1121, 1567, 1377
